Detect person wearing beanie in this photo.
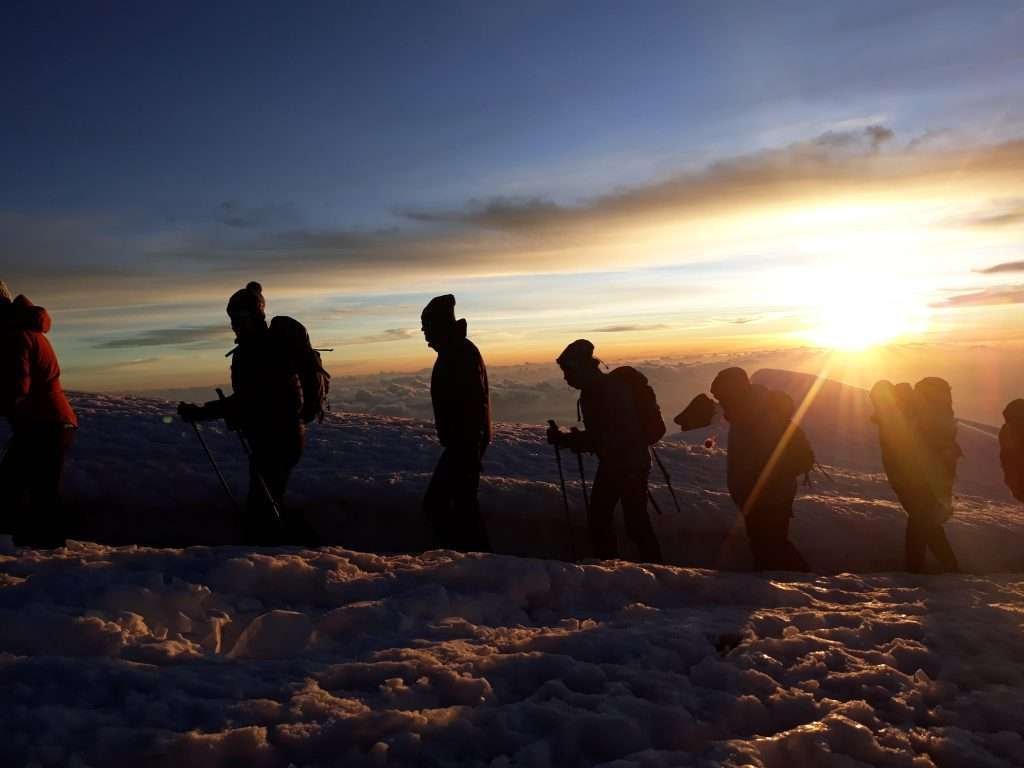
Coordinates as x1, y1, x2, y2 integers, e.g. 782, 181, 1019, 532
547, 339, 664, 563
0, 284, 78, 548
178, 281, 317, 545
1000, 399, 1024, 504
421, 293, 492, 552
709, 367, 810, 572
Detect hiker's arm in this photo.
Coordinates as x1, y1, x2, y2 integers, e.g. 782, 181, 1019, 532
0, 334, 32, 416
458, 353, 489, 449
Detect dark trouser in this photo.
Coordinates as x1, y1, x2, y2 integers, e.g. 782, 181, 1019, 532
0, 425, 76, 548
245, 429, 305, 545
589, 463, 662, 563
424, 447, 490, 552
905, 515, 958, 573
744, 502, 809, 572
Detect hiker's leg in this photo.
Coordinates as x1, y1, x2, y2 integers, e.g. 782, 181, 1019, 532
424, 449, 457, 549
622, 471, 662, 564
927, 523, 959, 573
905, 516, 928, 573
450, 449, 489, 553
588, 463, 619, 560
24, 426, 75, 548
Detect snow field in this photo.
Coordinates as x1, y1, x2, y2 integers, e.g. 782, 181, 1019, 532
1, 543, 1023, 767
5, 392, 1021, 572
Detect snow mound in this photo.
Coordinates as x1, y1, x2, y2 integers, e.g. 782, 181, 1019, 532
2, 386, 1023, 572
1, 543, 1022, 766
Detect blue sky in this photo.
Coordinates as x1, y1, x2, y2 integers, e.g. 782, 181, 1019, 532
2, 1, 1023, 389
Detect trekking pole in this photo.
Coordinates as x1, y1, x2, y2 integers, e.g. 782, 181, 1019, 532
647, 488, 665, 516
651, 446, 683, 514
216, 389, 282, 524
548, 420, 575, 559
187, 420, 242, 514
570, 428, 590, 514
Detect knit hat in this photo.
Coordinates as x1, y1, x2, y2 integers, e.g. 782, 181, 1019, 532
710, 367, 750, 399
421, 294, 457, 327
0, 280, 11, 304
556, 339, 595, 368
227, 281, 266, 318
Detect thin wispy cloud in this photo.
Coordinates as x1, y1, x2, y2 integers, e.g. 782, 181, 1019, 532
932, 285, 1024, 308
588, 324, 670, 333
95, 325, 229, 349
977, 261, 1024, 274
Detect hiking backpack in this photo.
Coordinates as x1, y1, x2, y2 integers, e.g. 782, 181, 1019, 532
270, 315, 331, 423
610, 366, 666, 445
766, 389, 816, 479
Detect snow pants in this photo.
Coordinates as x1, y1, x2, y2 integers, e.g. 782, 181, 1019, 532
744, 501, 809, 572
246, 428, 306, 545
905, 515, 958, 573
424, 447, 491, 552
588, 463, 663, 563
0, 424, 75, 548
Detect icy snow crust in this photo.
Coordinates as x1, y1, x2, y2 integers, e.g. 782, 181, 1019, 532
2, 544, 1023, 767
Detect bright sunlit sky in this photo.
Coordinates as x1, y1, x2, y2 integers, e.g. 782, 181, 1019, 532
3, 1, 1024, 391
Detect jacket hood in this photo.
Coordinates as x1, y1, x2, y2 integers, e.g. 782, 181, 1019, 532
1, 295, 51, 333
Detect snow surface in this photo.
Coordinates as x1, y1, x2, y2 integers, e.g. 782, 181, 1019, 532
2, 370, 1022, 572
1, 544, 1023, 767
3, 372, 1024, 766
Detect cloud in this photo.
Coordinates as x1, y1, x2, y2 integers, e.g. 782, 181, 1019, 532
215, 201, 299, 230
95, 325, 230, 349
587, 324, 670, 333
931, 285, 1024, 308
956, 199, 1024, 229
977, 261, 1024, 274
332, 328, 418, 345
8, 131, 1024, 308
399, 127, 1017, 235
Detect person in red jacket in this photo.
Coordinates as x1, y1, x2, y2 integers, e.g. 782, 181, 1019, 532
0, 281, 78, 548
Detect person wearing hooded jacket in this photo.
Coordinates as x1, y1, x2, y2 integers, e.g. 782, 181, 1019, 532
999, 398, 1024, 503
546, 339, 663, 563
0, 281, 78, 548
421, 294, 492, 552
710, 367, 809, 571
178, 282, 313, 545
870, 378, 959, 573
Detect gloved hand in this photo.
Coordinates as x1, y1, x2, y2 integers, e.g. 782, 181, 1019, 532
177, 402, 207, 423
546, 422, 565, 446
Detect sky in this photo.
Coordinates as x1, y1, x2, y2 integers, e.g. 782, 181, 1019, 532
2, 0, 1024, 395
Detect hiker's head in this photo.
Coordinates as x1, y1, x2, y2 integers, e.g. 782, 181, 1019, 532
556, 339, 600, 389
914, 377, 952, 410
227, 281, 267, 339
421, 294, 458, 349
870, 379, 895, 411
710, 367, 751, 411
1005, 399, 1024, 426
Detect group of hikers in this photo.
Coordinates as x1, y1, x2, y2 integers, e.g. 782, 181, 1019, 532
3, 278, 1024, 572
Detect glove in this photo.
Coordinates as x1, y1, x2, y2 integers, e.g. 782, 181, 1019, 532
546, 423, 565, 446
178, 402, 207, 423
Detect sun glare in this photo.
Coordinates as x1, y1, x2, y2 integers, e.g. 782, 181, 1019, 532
803, 274, 929, 351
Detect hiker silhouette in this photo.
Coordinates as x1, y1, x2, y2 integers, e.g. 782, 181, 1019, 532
707, 367, 811, 572
999, 399, 1024, 503
547, 339, 664, 563
421, 294, 492, 553
0, 281, 78, 548
178, 281, 325, 545
870, 378, 960, 573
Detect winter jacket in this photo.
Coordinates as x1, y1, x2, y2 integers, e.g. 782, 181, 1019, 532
205, 322, 303, 440
999, 423, 1024, 503
430, 320, 490, 454
0, 296, 78, 430
572, 370, 652, 473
